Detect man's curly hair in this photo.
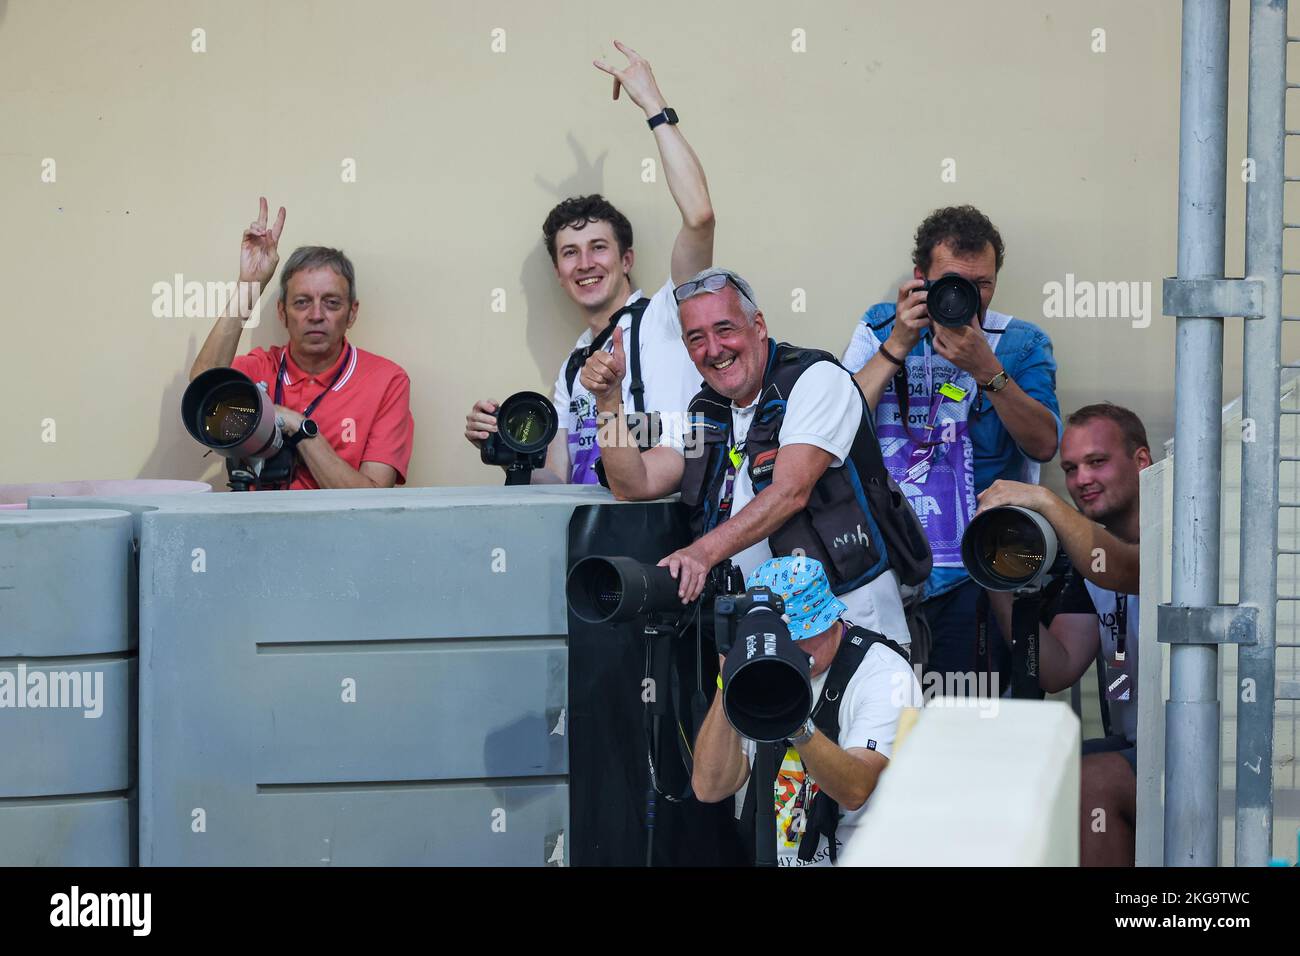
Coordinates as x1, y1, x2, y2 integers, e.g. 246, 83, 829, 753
542, 194, 634, 264
912, 205, 1005, 274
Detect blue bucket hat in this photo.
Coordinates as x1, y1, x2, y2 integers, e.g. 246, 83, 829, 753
745, 556, 847, 640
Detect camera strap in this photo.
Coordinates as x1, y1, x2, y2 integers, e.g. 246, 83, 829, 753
975, 587, 993, 685
1009, 592, 1047, 700
976, 575, 1068, 698
563, 297, 652, 412
274, 344, 353, 418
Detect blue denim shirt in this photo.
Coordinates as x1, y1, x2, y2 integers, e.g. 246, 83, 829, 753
843, 302, 1063, 598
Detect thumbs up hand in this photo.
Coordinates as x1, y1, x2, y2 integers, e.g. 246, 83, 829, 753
580, 325, 628, 414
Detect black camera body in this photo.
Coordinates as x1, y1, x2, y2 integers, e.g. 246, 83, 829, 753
481, 391, 559, 485
714, 586, 814, 743
712, 587, 785, 656
921, 272, 982, 328
566, 554, 813, 742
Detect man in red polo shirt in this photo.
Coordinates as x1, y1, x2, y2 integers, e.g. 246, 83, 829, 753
190, 198, 414, 490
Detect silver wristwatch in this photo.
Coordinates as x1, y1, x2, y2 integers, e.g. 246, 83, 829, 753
789, 719, 816, 747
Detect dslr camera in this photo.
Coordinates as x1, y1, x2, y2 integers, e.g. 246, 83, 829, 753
920, 272, 982, 328
566, 556, 812, 742
480, 391, 559, 485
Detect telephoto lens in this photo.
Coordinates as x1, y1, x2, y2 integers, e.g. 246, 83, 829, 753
961, 505, 1066, 592
566, 555, 684, 625
181, 367, 283, 462
719, 591, 813, 743
924, 273, 981, 328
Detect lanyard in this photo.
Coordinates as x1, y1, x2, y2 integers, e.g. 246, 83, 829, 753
275, 344, 352, 419
895, 338, 959, 448
718, 443, 744, 522
1114, 593, 1129, 658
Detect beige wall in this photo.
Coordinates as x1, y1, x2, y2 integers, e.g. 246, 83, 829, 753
0, 0, 1275, 491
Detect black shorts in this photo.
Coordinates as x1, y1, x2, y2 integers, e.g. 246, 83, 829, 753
1083, 734, 1137, 774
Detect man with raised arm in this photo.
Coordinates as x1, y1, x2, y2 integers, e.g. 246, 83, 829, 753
464, 41, 711, 486
190, 198, 414, 490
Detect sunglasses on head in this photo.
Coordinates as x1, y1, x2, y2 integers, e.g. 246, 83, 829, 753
673, 273, 756, 310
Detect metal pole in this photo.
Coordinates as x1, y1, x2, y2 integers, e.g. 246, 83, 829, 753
1166, 0, 1230, 867
1236, 0, 1286, 868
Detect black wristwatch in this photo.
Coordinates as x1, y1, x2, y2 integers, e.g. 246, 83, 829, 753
647, 107, 678, 131
298, 418, 319, 440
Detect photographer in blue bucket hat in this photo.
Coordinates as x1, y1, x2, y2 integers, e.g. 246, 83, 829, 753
692, 555, 922, 866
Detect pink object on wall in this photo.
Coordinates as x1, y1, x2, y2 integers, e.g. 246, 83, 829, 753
0, 479, 212, 509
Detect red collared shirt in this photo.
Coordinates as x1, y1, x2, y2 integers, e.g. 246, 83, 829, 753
232, 340, 414, 489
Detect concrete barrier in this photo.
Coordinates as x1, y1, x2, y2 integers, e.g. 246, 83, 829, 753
29, 485, 617, 865
839, 700, 1080, 866
0, 509, 136, 866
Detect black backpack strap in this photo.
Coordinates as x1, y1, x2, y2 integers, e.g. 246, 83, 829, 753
627, 297, 650, 413
797, 625, 909, 864
563, 297, 652, 399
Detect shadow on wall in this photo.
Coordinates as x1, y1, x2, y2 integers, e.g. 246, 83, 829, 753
140, 332, 226, 487
520, 133, 609, 390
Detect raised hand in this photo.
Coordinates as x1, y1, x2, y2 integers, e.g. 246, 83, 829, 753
890, 279, 931, 352
580, 326, 627, 413
593, 40, 667, 116
240, 196, 286, 287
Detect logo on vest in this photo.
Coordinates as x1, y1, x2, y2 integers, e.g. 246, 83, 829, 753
750, 449, 778, 483
912, 496, 945, 518
832, 523, 872, 550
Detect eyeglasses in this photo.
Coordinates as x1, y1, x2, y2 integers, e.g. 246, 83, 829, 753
673, 272, 756, 310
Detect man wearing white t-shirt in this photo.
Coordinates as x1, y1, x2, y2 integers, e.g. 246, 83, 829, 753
692, 557, 921, 866
464, 42, 711, 484
587, 267, 915, 648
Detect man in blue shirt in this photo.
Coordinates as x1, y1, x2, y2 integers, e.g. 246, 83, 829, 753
842, 205, 1061, 695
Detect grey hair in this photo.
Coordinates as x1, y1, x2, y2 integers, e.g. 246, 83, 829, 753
280, 246, 357, 304
676, 267, 759, 324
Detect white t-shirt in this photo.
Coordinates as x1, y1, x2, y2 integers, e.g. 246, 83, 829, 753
1083, 582, 1140, 744
738, 637, 923, 866
665, 359, 910, 645
551, 279, 700, 484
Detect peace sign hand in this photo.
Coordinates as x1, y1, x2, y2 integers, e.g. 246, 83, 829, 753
240, 196, 286, 287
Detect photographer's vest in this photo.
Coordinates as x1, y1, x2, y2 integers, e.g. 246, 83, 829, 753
738, 625, 910, 865
679, 341, 932, 593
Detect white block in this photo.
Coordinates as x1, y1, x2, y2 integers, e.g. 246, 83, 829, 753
839, 700, 1080, 866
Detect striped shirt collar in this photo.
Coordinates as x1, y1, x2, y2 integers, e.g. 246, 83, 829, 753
280, 339, 358, 391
